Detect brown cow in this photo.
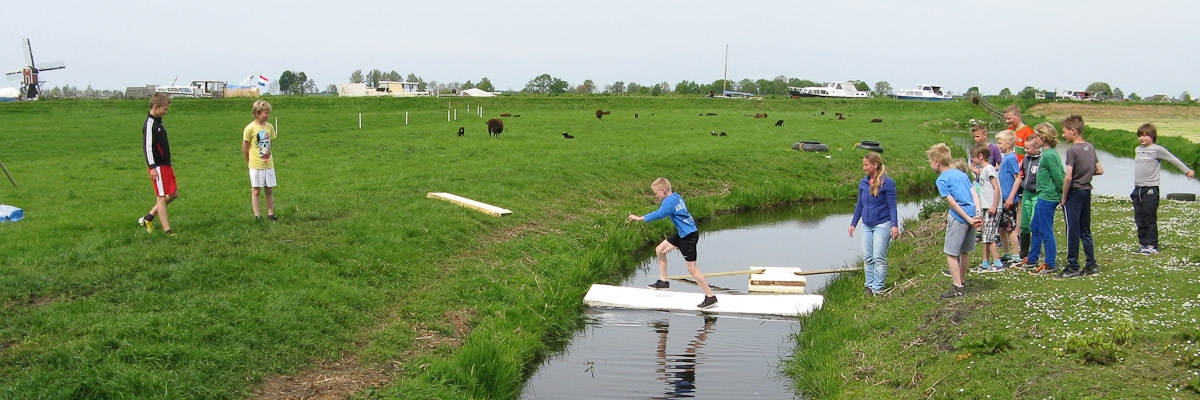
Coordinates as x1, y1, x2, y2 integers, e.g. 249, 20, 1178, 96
486, 119, 504, 137
753, 113, 768, 118
595, 109, 612, 120
870, 118, 883, 123
500, 113, 512, 117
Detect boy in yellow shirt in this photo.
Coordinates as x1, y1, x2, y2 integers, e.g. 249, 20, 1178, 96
242, 100, 278, 221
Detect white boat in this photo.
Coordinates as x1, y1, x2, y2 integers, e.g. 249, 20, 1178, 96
154, 80, 227, 99
894, 84, 953, 101
788, 82, 868, 98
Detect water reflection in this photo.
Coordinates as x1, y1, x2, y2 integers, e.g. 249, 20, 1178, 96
651, 315, 716, 399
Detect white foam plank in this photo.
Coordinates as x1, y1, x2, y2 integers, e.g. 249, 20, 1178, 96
583, 284, 823, 317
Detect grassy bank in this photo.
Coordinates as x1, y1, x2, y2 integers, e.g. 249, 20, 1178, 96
785, 195, 1200, 398
0, 96, 988, 398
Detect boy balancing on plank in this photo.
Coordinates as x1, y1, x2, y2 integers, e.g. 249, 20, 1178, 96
628, 178, 718, 309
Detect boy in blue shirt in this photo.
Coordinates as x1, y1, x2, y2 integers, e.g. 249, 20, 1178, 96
628, 178, 718, 309
927, 144, 982, 299
995, 130, 1021, 266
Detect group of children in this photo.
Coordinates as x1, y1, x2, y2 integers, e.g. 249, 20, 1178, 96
137, 93, 280, 236
932, 105, 1195, 299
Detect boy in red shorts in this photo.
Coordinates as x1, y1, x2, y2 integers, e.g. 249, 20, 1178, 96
138, 93, 178, 235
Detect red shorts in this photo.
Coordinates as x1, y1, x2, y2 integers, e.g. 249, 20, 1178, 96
149, 165, 177, 197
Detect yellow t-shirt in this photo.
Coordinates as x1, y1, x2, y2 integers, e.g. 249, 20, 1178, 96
242, 121, 276, 170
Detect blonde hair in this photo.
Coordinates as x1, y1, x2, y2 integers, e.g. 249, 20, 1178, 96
926, 143, 952, 166
150, 93, 171, 109
1004, 104, 1022, 116
996, 130, 1016, 146
651, 177, 672, 192
252, 99, 272, 116
951, 159, 972, 179
864, 152, 887, 196
1034, 122, 1058, 147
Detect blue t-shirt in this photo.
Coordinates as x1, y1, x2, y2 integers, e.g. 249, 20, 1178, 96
936, 169, 977, 224
643, 193, 698, 237
998, 153, 1020, 204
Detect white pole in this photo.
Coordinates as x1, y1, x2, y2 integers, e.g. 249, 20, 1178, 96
358, 113, 362, 129
275, 117, 278, 133
447, 110, 450, 122
405, 111, 408, 125
454, 109, 457, 121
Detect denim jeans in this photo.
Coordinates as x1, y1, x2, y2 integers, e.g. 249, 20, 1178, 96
1027, 198, 1058, 268
1063, 189, 1095, 270
861, 221, 892, 291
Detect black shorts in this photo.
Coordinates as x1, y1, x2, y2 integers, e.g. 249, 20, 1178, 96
666, 231, 699, 262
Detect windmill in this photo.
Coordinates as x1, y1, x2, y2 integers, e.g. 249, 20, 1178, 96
4, 38, 66, 100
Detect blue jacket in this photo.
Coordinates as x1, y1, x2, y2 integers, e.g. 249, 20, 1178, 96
643, 193, 698, 237
851, 175, 899, 227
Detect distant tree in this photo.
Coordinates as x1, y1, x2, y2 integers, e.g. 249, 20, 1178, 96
477, 78, 495, 92
302, 78, 317, 95
462, 80, 474, 89
627, 82, 643, 93
1128, 93, 1141, 102
48, 86, 61, 98
278, 71, 297, 95
406, 73, 426, 90
549, 77, 569, 94
998, 88, 1012, 98
579, 79, 596, 94
1086, 82, 1113, 98
349, 69, 364, 84
326, 84, 337, 94
366, 69, 383, 88
267, 81, 280, 94
657, 81, 672, 95
848, 80, 870, 92
1182, 91, 1192, 103
1017, 86, 1040, 99
736, 79, 755, 93
296, 72, 310, 95
771, 76, 788, 95
607, 81, 625, 94
756, 78, 775, 94
874, 81, 893, 97
1112, 87, 1124, 100
787, 78, 820, 89
674, 80, 698, 94
710, 79, 734, 94
966, 86, 980, 95
651, 84, 662, 96
524, 74, 553, 93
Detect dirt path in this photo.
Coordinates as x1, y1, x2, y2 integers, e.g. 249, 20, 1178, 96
1028, 103, 1200, 142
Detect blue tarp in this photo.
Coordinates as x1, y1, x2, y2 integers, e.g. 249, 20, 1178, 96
0, 205, 23, 222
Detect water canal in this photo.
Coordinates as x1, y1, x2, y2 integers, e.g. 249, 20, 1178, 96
520, 136, 1197, 399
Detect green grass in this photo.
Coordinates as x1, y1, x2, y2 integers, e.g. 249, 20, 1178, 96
0, 96, 989, 399
784, 196, 1200, 399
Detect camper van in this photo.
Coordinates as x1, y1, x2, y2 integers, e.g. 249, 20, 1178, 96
154, 80, 227, 99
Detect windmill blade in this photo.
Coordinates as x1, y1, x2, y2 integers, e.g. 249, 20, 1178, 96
5, 74, 20, 82
35, 61, 65, 71
22, 38, 34, 67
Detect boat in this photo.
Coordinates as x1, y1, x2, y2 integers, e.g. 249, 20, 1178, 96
788, 82, 869, 98
894, 84, 953, 101
154, 80, 227, 99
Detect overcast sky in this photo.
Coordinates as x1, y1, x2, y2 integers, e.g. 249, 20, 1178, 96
2, 0, 1196, 97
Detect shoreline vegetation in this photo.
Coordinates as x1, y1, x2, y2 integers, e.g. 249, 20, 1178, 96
0, 96, 1196, 399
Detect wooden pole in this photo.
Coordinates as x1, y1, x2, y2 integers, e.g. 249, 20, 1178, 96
0, 159, 15, 186
790, 267, 862, 276
667, 269, 764, 281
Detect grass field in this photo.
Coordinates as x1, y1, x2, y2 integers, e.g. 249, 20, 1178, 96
1029, 102, 1200, 143
0, 96, 987, 399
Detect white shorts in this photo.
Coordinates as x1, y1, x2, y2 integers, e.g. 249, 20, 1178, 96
249, 168, 277, 188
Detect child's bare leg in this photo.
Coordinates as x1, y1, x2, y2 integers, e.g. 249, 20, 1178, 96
251, 187, 262, 217
687, 261, 714, 296
947, 254, 964, 287
264, 187, 275, 216
156, 194, 175, 231
655, 241, 676, 281
958, 252, 970, 283
999, 233, 1011, 257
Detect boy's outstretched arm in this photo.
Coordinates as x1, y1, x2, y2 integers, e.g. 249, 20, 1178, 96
627, 214, 645, 222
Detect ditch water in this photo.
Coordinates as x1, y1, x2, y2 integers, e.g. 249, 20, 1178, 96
520, 134, 1197, 399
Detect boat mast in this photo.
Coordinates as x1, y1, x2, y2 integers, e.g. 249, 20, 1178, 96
722, 45, 729, 94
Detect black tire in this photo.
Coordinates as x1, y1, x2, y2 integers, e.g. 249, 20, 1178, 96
793, 142, 829, 152
1166, 193, 1196, 201
855, 141, 884, 153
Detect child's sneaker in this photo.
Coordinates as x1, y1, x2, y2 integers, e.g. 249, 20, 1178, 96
268, 215, 278, 221
971, 262, 990, 273
939, 285, 965, 299
138, 217, 154, 233
1029, 263, 1056, 276
987, 260, 1005, 272
1144, 246, 1159, 255
697, 296, 718, 309
647, 280, 670, 290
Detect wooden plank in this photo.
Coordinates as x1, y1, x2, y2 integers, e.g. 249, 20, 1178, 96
749, 267, 807, 294
426, 192, 512, 217
666, 269, 764, 281
583, 284, 823, 317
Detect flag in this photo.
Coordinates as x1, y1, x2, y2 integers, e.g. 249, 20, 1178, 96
258, 75, 269, 87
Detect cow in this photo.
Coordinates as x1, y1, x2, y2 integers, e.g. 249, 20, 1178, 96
836, 112, 846, 120
699, 113, 718, 116
753, 113, 768, 119
870, 118, 883, 123
719, 131, 727, 136
774, 120, 784, 127
486, 119, 504, 137
457, 127, 465, 137
562, 132, 574, 139
595, 109, 612, 120
500, 113, 512, 117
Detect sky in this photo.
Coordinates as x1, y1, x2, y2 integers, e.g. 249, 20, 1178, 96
2, 0, 1197, 97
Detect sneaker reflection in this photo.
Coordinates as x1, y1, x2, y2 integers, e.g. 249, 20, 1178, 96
651, 315, 717, 399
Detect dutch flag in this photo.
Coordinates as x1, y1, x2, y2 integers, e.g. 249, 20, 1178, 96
258, 75, 269, 87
